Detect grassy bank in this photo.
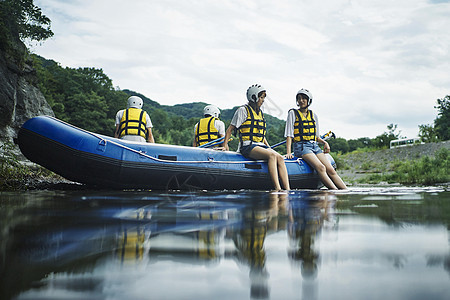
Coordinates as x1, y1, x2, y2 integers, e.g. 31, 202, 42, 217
336, 143, 450, 186
356, 148, 449, 185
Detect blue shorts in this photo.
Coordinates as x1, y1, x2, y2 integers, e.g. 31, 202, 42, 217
293, 142, 323, 157
240, 143, 269, 158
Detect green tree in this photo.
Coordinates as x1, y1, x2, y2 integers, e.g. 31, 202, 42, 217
348, 137, 372, 152
328, 137, 349, 154
418, 124, 439, 143
0, 0, 53, 58
32, 55, 129, 135
149, 109, 170, 137
65, 92, 111, 134
372, 123, 402, 149
434, 95, 450, 141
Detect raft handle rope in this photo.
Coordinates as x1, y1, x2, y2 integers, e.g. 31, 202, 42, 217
101, 137, 304, 165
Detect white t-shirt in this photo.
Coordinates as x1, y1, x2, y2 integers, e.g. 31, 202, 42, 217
231, 106, 266, 148
115, 109, 153, 128
193, 119, 226, 136
284, 109, 320, 140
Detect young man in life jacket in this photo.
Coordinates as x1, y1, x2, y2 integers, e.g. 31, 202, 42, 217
223, 84, 290, 191
285, 89, 347, 190
193, 105, 226, 147
114, 96, 155, 143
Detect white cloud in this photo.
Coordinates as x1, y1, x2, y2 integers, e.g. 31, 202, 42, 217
33, 0, 450, 139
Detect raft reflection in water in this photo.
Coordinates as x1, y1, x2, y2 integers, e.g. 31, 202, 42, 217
112, 191, 335, 299
3, 189, 449, 300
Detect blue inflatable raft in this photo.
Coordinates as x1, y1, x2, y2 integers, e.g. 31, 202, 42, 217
18, 116, 327, 190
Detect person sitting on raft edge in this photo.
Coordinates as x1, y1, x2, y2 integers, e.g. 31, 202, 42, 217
222, 84, 290, 192
285, 88, 347, 190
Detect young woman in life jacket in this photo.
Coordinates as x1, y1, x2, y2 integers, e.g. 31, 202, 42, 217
285, 89, 347, 190
222, 84, 290, 191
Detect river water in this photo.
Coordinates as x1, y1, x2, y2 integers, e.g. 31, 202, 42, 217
1, 187, 449, 300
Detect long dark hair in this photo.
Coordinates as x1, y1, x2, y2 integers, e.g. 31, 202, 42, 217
248, 101, 260, 114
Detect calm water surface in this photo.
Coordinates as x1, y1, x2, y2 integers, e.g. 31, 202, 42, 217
1, 187, 449, 300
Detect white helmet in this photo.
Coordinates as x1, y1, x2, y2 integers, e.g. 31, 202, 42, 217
296, 88, 313, 106
203, 105, 220, 118
127, 96, 143, 109
246, 84, 266, 102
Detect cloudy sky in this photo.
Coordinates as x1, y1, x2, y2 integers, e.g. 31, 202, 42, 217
32, 0, 449, 139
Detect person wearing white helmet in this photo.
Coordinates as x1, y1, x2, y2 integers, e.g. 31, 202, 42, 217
193, 105, 225, 147
285, 88, 347, 189
223, 84, 290, 191
114, 95, 155, 143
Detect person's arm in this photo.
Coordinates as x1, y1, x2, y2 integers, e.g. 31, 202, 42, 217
217, 133, 225, 148
313, 112, 328, 152
222, 107, 245, 151
147, 127, 155, 143
285, 110, 295, 158
114, 124, 120, 138
114, 111, 122, 138
217, 120, 226, 147
222, 124, 235, 151
317, 136, 330, 153
286, 136, 293, 159
145, 112, 155, 143
314, 113, 320, 139
193, 123, 198, 147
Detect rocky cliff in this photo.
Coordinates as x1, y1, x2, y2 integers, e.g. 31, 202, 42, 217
0, 48, 54, 143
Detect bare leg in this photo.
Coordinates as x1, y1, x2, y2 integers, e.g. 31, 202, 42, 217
302, 153, 338, 189
276, 154, 290, 190
317, 153, 347, 189
249, 147, 290, 191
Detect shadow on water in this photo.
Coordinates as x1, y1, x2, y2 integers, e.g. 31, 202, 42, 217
0, 187, 449, 300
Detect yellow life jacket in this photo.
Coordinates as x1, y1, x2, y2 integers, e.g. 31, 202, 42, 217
292, 109, 316, 142
238, 212, 267, 267
238, 105, 266, 144
119, 108, 147, 139
195, 116, 220, 146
